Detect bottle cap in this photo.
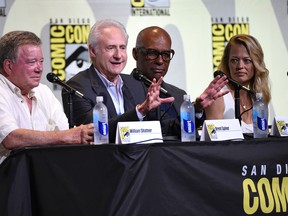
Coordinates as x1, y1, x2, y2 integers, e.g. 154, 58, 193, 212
256, 93, 263, 99
96, 96, 103, 103
183, 94, 190, 101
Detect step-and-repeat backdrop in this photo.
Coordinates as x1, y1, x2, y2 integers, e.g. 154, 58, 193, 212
0, 0, 287, 122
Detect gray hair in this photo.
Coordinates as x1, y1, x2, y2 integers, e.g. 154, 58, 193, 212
88, 19, 128, 51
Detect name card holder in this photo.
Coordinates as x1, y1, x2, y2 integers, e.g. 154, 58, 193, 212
115, 121, 163, 144
270, 116, 288, 137
201, 119, 244, 141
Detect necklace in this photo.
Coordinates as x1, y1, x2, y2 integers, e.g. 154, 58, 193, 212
241, 103, 253, 112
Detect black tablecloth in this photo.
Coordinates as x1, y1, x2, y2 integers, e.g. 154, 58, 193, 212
1, 138, 288, 216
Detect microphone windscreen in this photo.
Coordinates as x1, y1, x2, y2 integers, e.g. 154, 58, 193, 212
46, 72, 56, 83
214, 70, 225, 78
132, 68, 142, 81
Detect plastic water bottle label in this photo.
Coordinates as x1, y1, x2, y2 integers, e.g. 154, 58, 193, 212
257, 117, 268, 131
181, 112, 195, 134
184, 119, 194, 134
93, 115, 98, 125
98, 121, 108, 136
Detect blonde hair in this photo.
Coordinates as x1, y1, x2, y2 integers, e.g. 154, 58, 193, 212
218, 34, 271, 103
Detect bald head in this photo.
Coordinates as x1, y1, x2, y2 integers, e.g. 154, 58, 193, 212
135, 26, 172, 48
133, 26, 174, 81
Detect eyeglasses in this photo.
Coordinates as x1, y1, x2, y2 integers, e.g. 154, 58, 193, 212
137, 47, 175, 61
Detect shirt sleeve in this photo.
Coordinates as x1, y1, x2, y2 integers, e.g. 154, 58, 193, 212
0, 93, 20, 143
40, 84, 69, 131
135, 106, 145, 121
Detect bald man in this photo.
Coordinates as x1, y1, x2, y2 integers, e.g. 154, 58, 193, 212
131, 26, 228, 139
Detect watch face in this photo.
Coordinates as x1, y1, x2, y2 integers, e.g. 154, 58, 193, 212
145, 0, 170, 8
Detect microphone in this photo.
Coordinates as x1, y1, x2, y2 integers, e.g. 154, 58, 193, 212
46, 72, 85, 98
214, 70, 255, 95
132, 68, 171, 96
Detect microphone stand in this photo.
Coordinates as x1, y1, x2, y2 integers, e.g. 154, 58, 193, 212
214, 70, 254, 124
67, 91, 75, 128
234, 86, 241, 124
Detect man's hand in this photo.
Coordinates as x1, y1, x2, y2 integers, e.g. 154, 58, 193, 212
194, 75, 229, 111
137, 76, 174, 116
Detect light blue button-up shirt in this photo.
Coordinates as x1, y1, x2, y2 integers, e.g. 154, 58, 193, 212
94, 68, 145, 120
95, 69, 124, 116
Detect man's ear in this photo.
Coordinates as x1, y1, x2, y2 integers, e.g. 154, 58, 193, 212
89, 45, 96, 57
132, 48, 138, 60
3, 59, 13, 75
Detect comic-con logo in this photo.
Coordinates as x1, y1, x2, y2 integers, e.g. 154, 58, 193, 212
211, 17, 249, 71
120, 126, 130, 143
242, 164, 288, 214
276, 121, 288, 136
50, 22, 90, 90
131, 0, 170, 16
207, 124, 218, 139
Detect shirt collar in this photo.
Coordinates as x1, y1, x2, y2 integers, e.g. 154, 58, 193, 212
0, 74, 36, 98
94, 67, 123, 88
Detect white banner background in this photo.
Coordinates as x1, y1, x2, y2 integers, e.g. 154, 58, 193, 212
1, 0, 287, 123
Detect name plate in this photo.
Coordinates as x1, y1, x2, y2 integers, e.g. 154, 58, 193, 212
270, 116, 288, 137
200, 119, 244, 141
115, 121, 163, 144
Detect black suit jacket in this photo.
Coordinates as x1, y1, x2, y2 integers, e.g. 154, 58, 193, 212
62, 65, 146, 142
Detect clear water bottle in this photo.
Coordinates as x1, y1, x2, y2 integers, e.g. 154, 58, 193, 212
253, 93, 268, 138
180, 94, 196, 142
93, 96, 109, 144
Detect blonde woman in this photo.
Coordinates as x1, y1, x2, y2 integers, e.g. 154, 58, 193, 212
205, 34, 271, 133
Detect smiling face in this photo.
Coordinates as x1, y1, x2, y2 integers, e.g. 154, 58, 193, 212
90, 26, 127, 82
133, 26, 173, 81
228, 43, 255, 86
5, 44, 44, 95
